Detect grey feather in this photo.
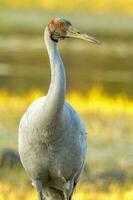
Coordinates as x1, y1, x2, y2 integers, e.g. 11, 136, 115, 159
18, 21, 87, 200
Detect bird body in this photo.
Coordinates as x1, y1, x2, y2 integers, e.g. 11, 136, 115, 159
19, 17, 99, 200
19, 96, 86, 195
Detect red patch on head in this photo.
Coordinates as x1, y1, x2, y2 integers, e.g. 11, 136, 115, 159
48, 19, 68, 33
48, 19, 60, 32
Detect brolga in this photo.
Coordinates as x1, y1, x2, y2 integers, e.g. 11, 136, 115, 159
18, 17, 100, 200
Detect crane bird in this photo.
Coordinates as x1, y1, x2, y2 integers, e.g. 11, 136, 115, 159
18, 17, 100, 200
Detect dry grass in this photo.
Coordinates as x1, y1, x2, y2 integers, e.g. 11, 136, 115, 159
0, 182, 133, 200
0, 88, 133, 118
0, 88, 133, 199
0, 0, 133, 14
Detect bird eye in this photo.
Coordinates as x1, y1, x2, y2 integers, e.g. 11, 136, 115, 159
59, 22, 63, 27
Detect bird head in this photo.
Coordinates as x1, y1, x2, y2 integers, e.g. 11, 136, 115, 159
48, 17, 100, 44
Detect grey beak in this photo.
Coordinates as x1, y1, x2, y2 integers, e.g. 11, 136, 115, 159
66, 26, 101, 45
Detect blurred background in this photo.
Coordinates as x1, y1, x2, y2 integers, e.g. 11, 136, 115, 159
0, 0, 133, 199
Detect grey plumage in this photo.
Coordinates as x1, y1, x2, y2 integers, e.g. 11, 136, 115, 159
18, 17, 98, 200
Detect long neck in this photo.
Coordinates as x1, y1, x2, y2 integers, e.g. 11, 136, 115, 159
44, 27, 66, 120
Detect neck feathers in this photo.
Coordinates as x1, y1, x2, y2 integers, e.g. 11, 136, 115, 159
44, 27, 66, 120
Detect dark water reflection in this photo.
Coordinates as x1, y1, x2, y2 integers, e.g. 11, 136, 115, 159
0, 37, 133, 97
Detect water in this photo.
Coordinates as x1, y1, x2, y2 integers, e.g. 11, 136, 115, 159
0, 36, 133, 97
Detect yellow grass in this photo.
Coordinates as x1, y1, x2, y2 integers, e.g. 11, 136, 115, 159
0, 88, 133, 199
0, 87, 133, 139
67, 88, 133, 115
0, 0, 133, 14
0, 182, 133, 200
0, 88, 133, 116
